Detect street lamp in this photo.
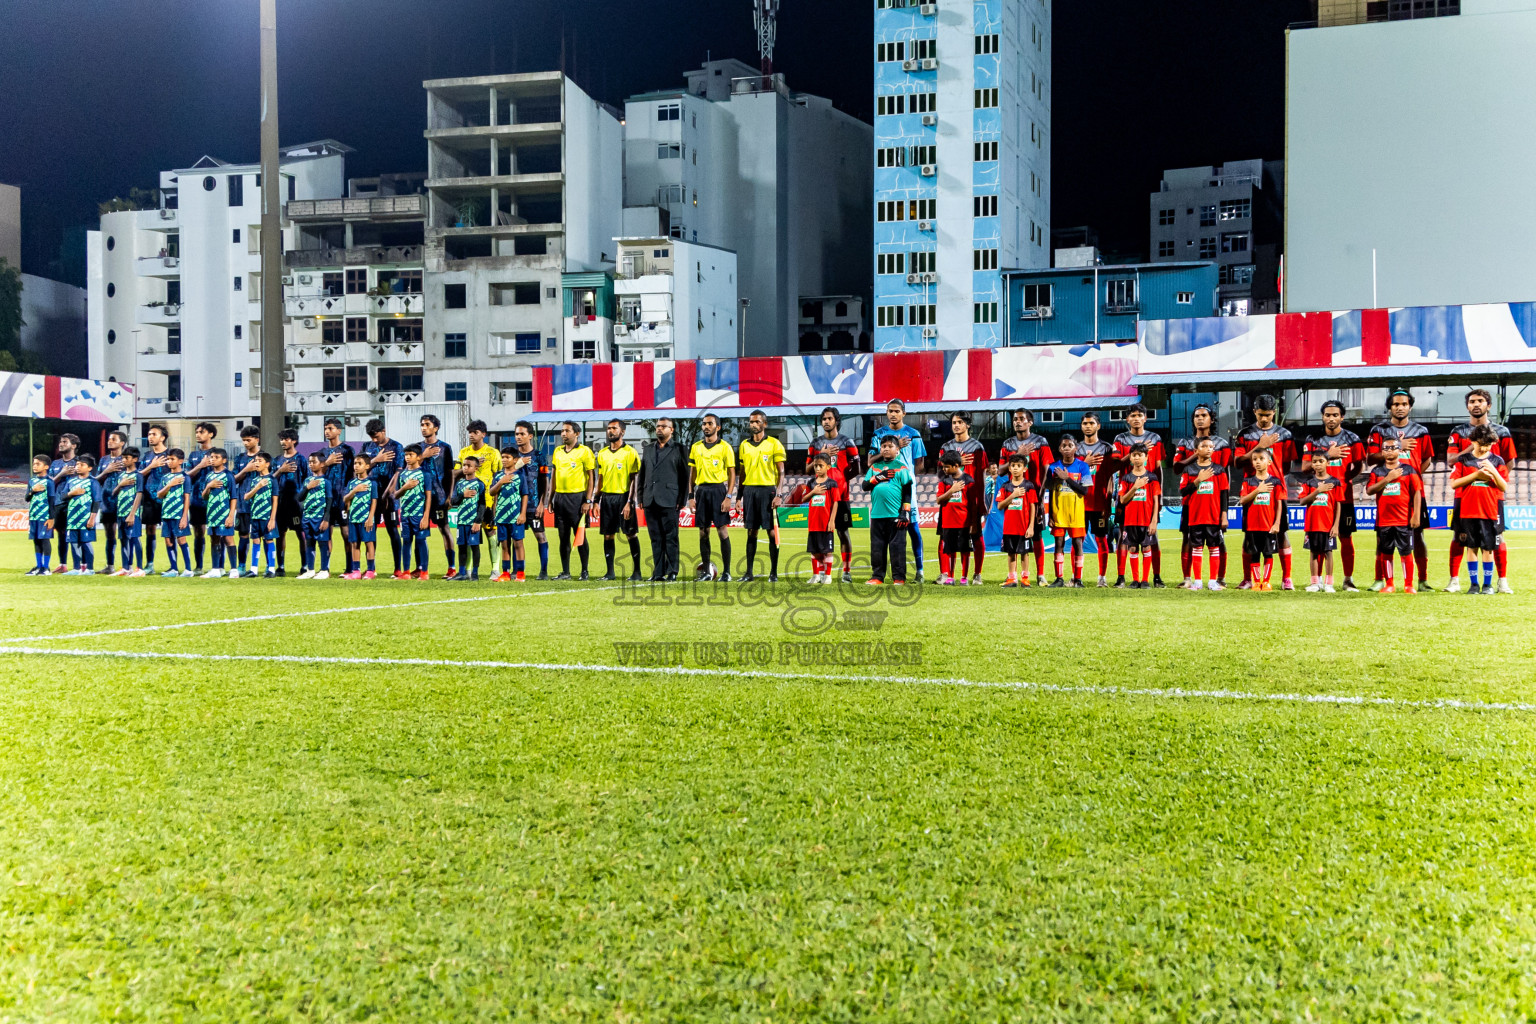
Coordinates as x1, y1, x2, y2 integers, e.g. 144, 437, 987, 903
258, 0, 285, 452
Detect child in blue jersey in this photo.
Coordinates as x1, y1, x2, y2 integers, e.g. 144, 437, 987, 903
155, 449, 194, 577
341, 454, 379, 580
490, 446, 527, 581
868, 400, 928, 582
242, 452, 279, 578
296, 453, 333, 580
112, 447, 144, 576
198, 448, 237, 578
450, 456, 486, 581
230, 425, 263, 575
395, 444, 433, 579
25, 455, 53, 575
62, 455, 102, 575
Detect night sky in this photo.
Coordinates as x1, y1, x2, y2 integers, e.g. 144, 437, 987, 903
0, 0, 1310, 284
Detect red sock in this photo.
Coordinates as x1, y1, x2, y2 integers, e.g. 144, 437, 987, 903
1250, 560, 1263, 586
1281, 549, 1292, 580
1073, 554, 1083, 581
939, 551, 951, 577
1403, 555, 1415, 588
842, 549, 851, 571
1262, 558, 1274, 584
1217, 544, 1228, 581
1097, 546, 1109, 577
1151, 547, 1161, 578
973, 542, 984, 576
959, 551, 970, 577
1383, 559, 1393, 585
1117, 547, 1128, 578
1495, 542, 1507, 578
1450, 540, 1464, 578
1055, 553, 1065, 578
1414, 549, 1428, 583
1203, 549, 1214, 582
1180, 544, 1192, 579
1341, 536, 1355, 578
1242, 548, 1253, 580
1131, 552, 1143, 583
1035, 545, 1045, 578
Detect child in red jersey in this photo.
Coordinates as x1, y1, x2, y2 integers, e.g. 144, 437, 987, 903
804, 452, 842, 584
1293, 451, 1343, 593
1117, 444, 1162, 589
1445, 389, 1516, 593
1111, 403, 1167, 587
995, 453, 1038, 588
1177, 435, 1230, 591
1238, 448, 1285, 590
1076, 412, 1115, 586
1366, 389, 1435, 589
1449, 424, 1509, 595
935, 451, 974, 585
1366, 440, 1423, 594
1234, 394, 1297, 590
1172, 403, 1232, 587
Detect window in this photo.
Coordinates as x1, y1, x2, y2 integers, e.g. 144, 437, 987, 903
974, 88, 999, 108
444, 283, 467, 309
233, 276, 242, 292
203, 175, 216, 192
1176, 291, 1194, 304
877, 200, 905, 222
1022, 283, 1053, 309
1157, 240, 1176, 258
572, 339, 596, 360
322, 272, 344, 297
1040, 411, 1064, 423
974, 194, 999, 217
1220, 264, 1256, 286
379, 319, 423, 343
345, 317, 367, 343
657, 143, 682, 160
975, 33, 1000, 53
653, 248, 670, 259
1105, 278, 1137, 309
232, 228, 241, 244
974, 248, 998, 271
910, 198, 936, 220
167, 327, 182, 354
1199, 205, 1217, 227
377, 269, 422, 294
322, 319, 343, 345
657, 102, 681, 121
877, 252, 906, 275
345, 268, 367, 294
1158, 208, 1175, 226
233, 325, 242, 341
1219, 198, 1251, 221
516, 333, 541, 354
323, 367, 344, 392
377, 367, 423, 392
974, 302, 999, 324
227, 175, 243, 207
877, 95, 905, 116
515, 382, 533, 404
234, 372, 242, 388
911, 91, 936, 113
445, 382, 467, 402
489, 282, 541, 306
106, 236, 115, 251
167, 372, 182, 403
910, 145, 936, 166
911, 38, 936, 59
1198, 237, 1217, 259
910, 251, 936, 274
911, 303, 937, 326
974, 140, 999, 162
876, 147, 907, 168
1221, 232, 1249, 254
345, 365, 368, 391
876, 41, 904, 62
444, 333, 467, 358
877, 305, 905, 327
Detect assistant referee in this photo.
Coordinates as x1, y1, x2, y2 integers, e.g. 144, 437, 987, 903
736, 409, 786, 581
590, 418, 642, 581
541, 420, 594, 580
688, 413, 737, 581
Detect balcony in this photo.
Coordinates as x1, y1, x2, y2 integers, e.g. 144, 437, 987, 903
1102, 302, 1141, 316
371, 293, 424, 316
134, 255, 181, 278
284, 244, 423, 270
284, 195, 424, 221
138, 207, 178, 231
284, 292, 424, 318
380, 390, 428, 405
289, 390, 379, 415
136, 302, 181, 325
287, 341, 424, 365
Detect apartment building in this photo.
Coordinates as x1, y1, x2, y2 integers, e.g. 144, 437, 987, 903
613, 236, 739, 362
1149, 160, 1283, 316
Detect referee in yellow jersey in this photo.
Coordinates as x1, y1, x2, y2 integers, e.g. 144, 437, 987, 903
736, 409, 787, 581
540, 420, 595, 580
590, 418, 643, 581
688, 412, 737, 581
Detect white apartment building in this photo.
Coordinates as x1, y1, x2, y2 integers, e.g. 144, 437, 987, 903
422, 71, 622, 433
88, 141, 349, 440
613, 236, 739, 362
282, 173, 427, 442
622, 58, 872, 356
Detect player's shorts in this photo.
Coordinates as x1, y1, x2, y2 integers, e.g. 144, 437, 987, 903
1244, 531, 1279, 558
456, 524, 481, 547
1338, 501, 1357, 538
834, 501, 852, 533
1411, 491, 1428, 533
1185, 524, 1223, 548
276, 495, 303, 532
1376, 525, 1414, 556
401, 519, 433, 545
189, 504, 207, 527
741, 485, 777, 532
209, 521, 235, 539
600, 492, 639, 536
939, 526, 970, 552
302, 519, 330, 543
1178, 504, 1190, 533
138, 498, 162, 527
807, 530, 834, 556
161, 520, 188, 539
496, 521, 525, 544
235, 512, 251, 536
100, 507, 118, 526
693, 483, 731, 530
372, 487, 398, 528
1457, 517, 1499, 552
1000, 533, 1031, 556
552, 491, 586, 530
1304, 530, 1336, 556
347, 523, 376, 545
430, 502, 449, 529
66, 528, 96, 544
28, 520, 53, 541
1052, 526, 1086, 541
1120, 524, 1154, 548
248, 520, 275, 542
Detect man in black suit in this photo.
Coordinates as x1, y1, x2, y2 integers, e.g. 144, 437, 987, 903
635, 416, 689, 581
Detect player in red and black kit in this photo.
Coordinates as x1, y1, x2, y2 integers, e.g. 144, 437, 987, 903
1117, 444, 1163, 589
939, 411, 990, 584
1234, 394, 1298, 590
1449, 424, 1509, 595
995, 453, 1039, 587
1293, 450, 1345, 591
808, 406, 861, 583
804, 451, 843, 583
1366, 389, 1435, 590
1074, 413, 1115, 585
935, 451, 975, 585
1366, 439, 1423, 593
1301, 399, 1365, 592
1172, 403, 1232, 586
1177, 435, 1230, 590
1000, 407, 1053, 586
1238, 448, 1287, 590
1111, 403, 1166, 587
1445, 388, 1516, 593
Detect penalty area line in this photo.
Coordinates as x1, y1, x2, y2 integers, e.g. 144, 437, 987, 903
0, 645, 1533, 716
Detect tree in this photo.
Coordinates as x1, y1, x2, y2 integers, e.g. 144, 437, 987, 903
0, 262, 45, 375
97, 187, 160, 217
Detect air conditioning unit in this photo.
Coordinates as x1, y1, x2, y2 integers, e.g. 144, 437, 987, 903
921, 327, 938, 339
920, 2, 937, 13
1020, 305, 1054, 320
159, 208, 174, 220
921, 114, 937, 126
917, 220, 933, 231
921, 272, 939, 284
282, 369, 294, 382
163, 257, 178, 268
901, 59, 918, 72
614, 323, 629, 336
302, 317, 317, 329
297, 274, 312, 285
906, 273, 921, 284
920, 164, 937, 177
921, 58, 939, 70
281, 276, 293, 286
164, 401, 180, 413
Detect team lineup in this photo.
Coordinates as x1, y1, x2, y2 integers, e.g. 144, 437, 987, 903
20, 388, 1515, 594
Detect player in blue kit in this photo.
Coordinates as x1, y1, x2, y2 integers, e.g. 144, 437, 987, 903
183, 422, 218, 571
242, 452, 279, 578
296, 452, 333, 579
417, 414, 457, 578
198, 448, 237, 577
512, 421, 551, 580
362, 419, 405, 576
869, 399, 929, 582
93, 431, 128, 574
229, 425, 262, 576
111, 447, 144, 576
61, 455, 102, 575
490, 446, 528, 581
47, 432, 81, 574
317, 417, 355, 578
26, 454, 54, 575
395, 444, 433, 579
155, 448, 194, 576
135, 425, 171, 575
341, 454, 379, 580
450, 456, 487, 581
270, 428, 307, 576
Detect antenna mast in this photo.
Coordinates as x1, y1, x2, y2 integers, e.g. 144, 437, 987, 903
754, 0, 779, 78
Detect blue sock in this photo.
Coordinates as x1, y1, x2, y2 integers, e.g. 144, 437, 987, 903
444, 541, 455, 568
166, 545, 177, 571
179, 542, 191, 569
367, 557, 376, 572
319, 542, 331, 571
502, 558, 511, 572
415, 536, 429, 572
401, 540, 413, 573
538, 539, 549, 573
264, 541, 276, 568
514, 557, 525, 574
1485, 561, 1495, 587
82, 542, 94, 571
907, 521, 924, 568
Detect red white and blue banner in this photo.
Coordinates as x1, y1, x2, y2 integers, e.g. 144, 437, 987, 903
0, 371, 135, 422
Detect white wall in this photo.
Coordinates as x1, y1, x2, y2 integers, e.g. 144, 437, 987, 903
20, 273, 87, 377
563, 79, 622, 272
1286, 7, 1536, 311
0, 183, 19, 269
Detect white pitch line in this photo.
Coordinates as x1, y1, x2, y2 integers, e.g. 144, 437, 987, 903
0, 585, 625, 644
0, 645, 1533, 716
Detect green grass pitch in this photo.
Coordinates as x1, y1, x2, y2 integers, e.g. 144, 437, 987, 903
1, 528, 1535, 1021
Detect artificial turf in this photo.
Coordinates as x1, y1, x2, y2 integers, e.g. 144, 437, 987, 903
1, 528, 1534, 1021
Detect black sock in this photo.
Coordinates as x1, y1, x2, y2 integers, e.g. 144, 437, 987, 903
628, 536, 641, 572
745, 534, 758, 574
559, 527, 572, 572
238, 535, 249, 567
458, 543, 469, 569
719, 535, 732, 575
699, 532, 711, 570
578, 538, 589, 573
193, 532, 205, 570
386, 525, 402, 571
604, 537, 615, 574
769, 537, 779, 575
471, 546, 480, 574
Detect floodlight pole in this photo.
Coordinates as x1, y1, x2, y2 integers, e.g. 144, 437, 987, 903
258, 0, 285, 451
